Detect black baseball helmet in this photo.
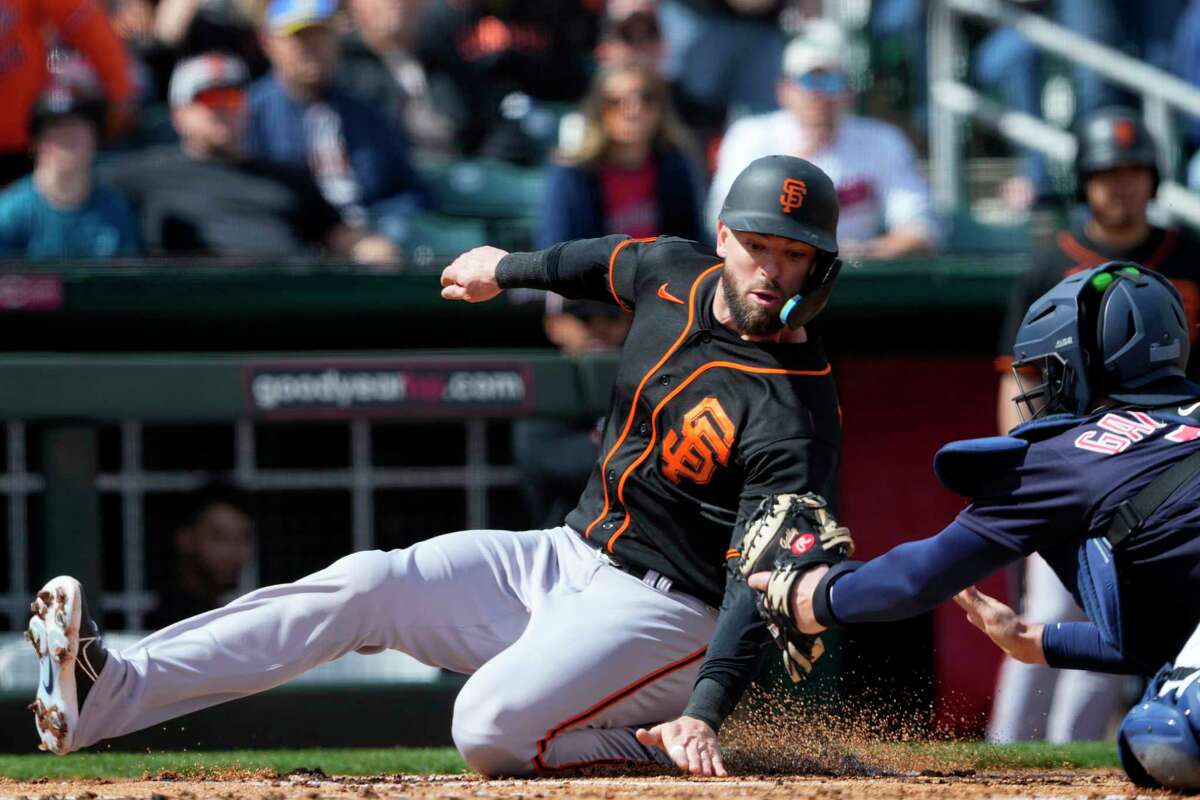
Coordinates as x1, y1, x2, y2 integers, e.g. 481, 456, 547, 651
1074, 107, 1159, 199
718, 155, 841, 329
29, 81, 106, 142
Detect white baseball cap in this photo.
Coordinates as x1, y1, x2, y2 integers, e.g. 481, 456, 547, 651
781, 19, 849, 79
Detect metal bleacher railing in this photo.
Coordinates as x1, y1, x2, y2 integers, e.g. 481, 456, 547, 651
928, 0, 1200, 228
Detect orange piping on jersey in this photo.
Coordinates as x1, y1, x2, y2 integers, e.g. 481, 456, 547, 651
531, 645, 707, 774
1056, 231, 1107, 268
606, 360, 834, 552
607, 237, 657, 313
584, 262, 724, 539
1144, 227, 1180, 270
725, 549, 741, 560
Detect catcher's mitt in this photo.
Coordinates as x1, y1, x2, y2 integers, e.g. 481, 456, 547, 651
737, 492, 855, 681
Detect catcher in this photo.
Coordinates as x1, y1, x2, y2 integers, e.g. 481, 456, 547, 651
743, 262, 1200, 791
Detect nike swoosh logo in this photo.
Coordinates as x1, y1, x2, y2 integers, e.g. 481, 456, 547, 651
1180, 402, 1200, 416
41, 657, 54, 695
657, 283, 684, 305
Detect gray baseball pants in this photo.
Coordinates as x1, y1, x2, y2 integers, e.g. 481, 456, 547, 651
70, 526, 717, 776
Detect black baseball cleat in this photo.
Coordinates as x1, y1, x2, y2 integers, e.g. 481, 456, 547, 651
26, 576, 107, 754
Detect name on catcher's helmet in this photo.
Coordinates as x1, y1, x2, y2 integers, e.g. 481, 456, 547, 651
1010, 261, 1194, 420
718, 155, 842, 329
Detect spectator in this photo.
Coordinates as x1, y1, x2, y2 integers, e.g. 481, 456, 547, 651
121, 0, 269, 104
0, 81, 142, 259
657, 0, 788, 124
147, 482, 254, 629
536, 63, 700, 248
595, 0, 666, 73
995, 106, 1200, 435
0, 0, 137, 186
99, 53, 398, 264
247, 0, 426, 228
512, 296, 632, 528
412, 0, 600, 165
707, 20, 936, 258
338, 0, 455, 161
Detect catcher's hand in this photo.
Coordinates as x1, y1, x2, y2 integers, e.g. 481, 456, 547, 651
736, 493, 854, 681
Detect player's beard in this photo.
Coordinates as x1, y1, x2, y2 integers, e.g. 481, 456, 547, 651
722, 274, 784, 337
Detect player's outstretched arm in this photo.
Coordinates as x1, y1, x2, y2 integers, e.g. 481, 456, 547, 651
440, 246, 509, 303
636, 716, 726, 777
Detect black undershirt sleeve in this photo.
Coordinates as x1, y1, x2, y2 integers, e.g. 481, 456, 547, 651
682, 575, 769, 731
495, 235, 632, 302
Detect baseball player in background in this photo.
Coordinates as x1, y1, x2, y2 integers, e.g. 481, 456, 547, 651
746, 261, 1200, 790
28, 155, 846, 777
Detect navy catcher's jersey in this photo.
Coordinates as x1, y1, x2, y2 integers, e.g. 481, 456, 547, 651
957, 406, 1200, 667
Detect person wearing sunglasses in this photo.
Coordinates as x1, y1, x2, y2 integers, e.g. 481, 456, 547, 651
536, 62, 700, 249
97, 53, 397, 264
707, 19, 936, 259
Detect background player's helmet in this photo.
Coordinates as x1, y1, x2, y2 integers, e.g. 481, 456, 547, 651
718, 155, 841, 329
1074, 107, 1159, 200
1010, 261, 1190, 419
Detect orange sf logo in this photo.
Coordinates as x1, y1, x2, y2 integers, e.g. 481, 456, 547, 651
661, 397, 736, 485
1114, 118, 1136, 150
780, 178, 807, 213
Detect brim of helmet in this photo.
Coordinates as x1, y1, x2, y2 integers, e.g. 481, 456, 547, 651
1108, 377, 1200, 409
720, 211, 837, 254
1078, 149, 1157, 175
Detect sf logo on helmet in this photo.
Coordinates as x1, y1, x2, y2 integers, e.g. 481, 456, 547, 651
779, 178, 807, 214
789, 532, 816, 556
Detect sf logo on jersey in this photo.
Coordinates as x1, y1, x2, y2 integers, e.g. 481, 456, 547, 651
662, 397, 736, 485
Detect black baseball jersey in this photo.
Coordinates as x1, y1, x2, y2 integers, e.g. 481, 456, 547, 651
999, 224, 1200, 376
497, 234, 841, 727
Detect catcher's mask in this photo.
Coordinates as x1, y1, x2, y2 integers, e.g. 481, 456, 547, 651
1010, 261, 1190, 421
718, 154, 841, 329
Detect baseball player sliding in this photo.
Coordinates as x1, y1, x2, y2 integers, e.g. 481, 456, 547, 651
28, 155, 849, 777
740, 261, 1200, 790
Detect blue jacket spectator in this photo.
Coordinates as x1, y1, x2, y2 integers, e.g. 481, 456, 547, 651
535, 63, 700, 249
249, 0, 425, 226
0, 79, 141, 259
536, 149, 699, 249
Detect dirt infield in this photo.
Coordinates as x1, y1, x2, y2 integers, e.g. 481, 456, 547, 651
0, 768, 1160, 800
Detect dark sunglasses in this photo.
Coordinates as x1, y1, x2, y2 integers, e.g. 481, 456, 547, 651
603, 89, 661, 109
616, 12, 660, 45
793, 70, 849, 94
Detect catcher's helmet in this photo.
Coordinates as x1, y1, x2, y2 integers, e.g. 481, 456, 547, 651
29, 81, 106, 142
1010, 261, 1192, 420
718, 155, 841, 329
1074, 107, 1159, 200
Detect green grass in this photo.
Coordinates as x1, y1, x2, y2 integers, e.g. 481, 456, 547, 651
879, 741, 1120, 770
0, 742, 1121, 781
0, 748, 468, 780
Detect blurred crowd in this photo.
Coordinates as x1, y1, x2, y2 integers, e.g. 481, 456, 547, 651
8, 0, 1200, 264
0, 0, 942, 265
